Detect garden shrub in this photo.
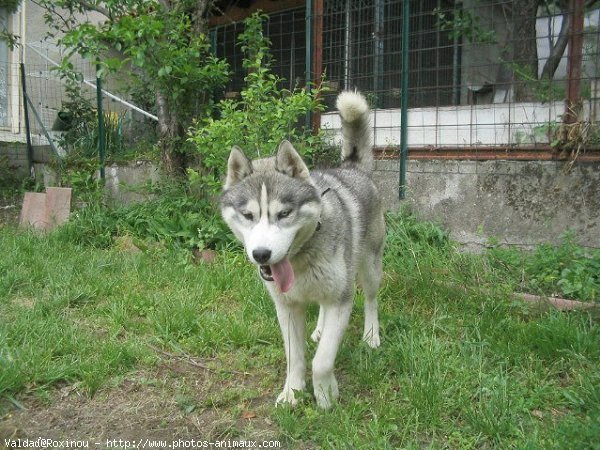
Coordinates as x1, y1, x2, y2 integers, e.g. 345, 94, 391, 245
189, 12, 328, 194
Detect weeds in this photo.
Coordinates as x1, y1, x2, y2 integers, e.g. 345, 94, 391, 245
488, 231, 600, 302
55, 178, 234, 251
56, 79, 128, 162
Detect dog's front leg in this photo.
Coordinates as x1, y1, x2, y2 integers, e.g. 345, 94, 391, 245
312, 301, 352, 409
310, 305, 325, 342
274, 300, 307, 407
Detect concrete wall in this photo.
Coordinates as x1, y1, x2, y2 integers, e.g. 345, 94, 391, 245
374, 159, 600, 249
25, 158, 600, 249
0, 141, 29, 177
32, 161, 160, 205
103, 161, 161, 205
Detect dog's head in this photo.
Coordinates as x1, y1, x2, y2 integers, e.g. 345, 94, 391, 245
220, 141, 322, 293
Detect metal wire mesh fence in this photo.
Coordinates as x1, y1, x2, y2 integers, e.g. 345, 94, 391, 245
318, 0, 600, 158
213, 8, 308, 94
0, 40, 158, 177
24, 43, 95, 140
3, 1, 599, 180
210, 1, 600, 160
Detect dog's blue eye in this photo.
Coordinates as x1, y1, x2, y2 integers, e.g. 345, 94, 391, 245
277, 209, 292, 220
242, 212, 254, 221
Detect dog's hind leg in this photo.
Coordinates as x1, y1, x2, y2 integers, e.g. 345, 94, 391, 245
312, 300, 353, 409
310, 305, 325, 343
274, 300, 307, 407
358, 249, 383, 349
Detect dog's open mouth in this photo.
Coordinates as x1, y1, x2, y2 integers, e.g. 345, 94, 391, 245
258, 258, 295, 293
259, 265, 274, 281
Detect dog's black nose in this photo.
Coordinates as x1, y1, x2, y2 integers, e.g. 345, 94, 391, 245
252, 248, 271, 264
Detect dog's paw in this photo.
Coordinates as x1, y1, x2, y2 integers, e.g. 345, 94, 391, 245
362, 331, 381, 349
313, 377, 339, 409
275, 387, 299, 407
310, 327, 322, 343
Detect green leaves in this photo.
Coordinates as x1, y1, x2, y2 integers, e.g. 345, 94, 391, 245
157, 66, 172, 77
189, 12, 325, 190
433, 6, 496, 44
39, 0, 231, 171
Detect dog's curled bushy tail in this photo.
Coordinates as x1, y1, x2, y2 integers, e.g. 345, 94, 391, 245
336, 91, 373, 172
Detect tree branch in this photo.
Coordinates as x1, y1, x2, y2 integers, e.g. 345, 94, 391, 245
541, 7, 570, 80
31, 0, 76, 32
76, 1, 111, 18
192, 0, 214, 35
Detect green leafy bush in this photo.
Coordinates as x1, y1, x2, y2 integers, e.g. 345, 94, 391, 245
189, 12, 327, 192
56, 177, 235, 251
488, 232, 600, 302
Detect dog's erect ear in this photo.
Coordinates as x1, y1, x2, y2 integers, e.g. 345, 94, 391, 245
276, 140, 310, 181
225, 146, 253, 189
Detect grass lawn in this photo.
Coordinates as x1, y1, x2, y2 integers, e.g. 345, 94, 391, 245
1, 217, 599, 449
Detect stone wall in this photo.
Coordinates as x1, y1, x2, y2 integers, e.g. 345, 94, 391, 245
374, 159, 600, 249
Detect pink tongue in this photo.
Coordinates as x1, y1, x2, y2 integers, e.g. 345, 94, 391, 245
270, 258, 295, 293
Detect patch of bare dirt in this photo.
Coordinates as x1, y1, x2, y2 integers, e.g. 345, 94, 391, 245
0, 357, 282, 448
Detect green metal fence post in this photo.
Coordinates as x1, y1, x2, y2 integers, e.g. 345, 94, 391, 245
210, 29, 217, 54
305, 0, 313, 129
399, 0, 410, 199
374, 0, 384, 108
96, 62, 106, 180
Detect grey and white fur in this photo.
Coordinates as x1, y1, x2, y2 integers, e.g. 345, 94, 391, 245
220, 91, 385, 409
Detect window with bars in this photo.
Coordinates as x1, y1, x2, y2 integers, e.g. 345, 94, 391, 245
212, 1, 457, 109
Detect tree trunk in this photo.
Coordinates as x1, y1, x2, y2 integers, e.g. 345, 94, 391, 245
154, 0, 213, 176
511, 0, 540, 101
191, 0, 214, 36
156, 90, 187, 176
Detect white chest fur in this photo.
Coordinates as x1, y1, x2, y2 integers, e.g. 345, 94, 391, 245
264, 246, 349, 305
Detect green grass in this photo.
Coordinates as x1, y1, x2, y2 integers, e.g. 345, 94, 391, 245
1, 215, 599, 448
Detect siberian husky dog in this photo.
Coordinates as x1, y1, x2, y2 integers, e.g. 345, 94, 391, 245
220, 91, 385, 409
